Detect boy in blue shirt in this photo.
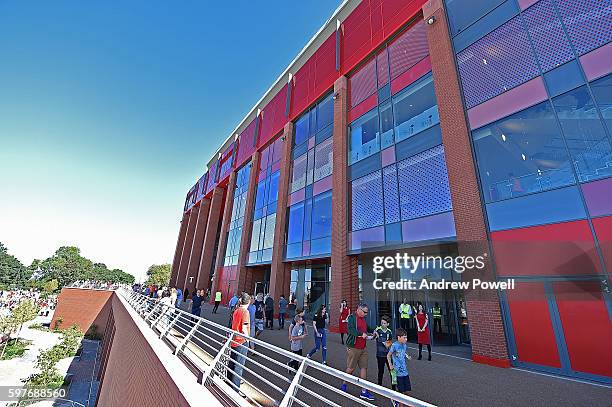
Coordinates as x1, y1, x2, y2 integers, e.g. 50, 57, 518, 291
387, 328, 412, 407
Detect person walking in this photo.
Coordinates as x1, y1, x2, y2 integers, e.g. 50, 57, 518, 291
170, 288, 177, 308
228, 292, 240, 310
289, 314, 307, 370
340, 302, 375, 401
387, 328, 412, 407
338, 299, 350, 345
278, 295, 288, 329
374, 315, 395, 390
415, 303, 431, 361
176, 287, 183, 308
306, 305, 328, 364
227, 292, 251, 394
264, 294, 274, 329
213, 290, 222, 313
248, 296, 256, 351
254, 293, 265, 339
191, 289, 203, 318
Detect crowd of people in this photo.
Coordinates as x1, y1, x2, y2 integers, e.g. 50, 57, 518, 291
69, 280, 125, 290
133, 284, 433, 405
0, 289, 56, 317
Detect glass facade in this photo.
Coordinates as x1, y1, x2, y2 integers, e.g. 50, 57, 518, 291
288, 263, 331, 319
248, 138, 283, 264
222, 163, 251, 266
285, 93, 334, 260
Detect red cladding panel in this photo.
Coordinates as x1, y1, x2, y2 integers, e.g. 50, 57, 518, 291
292, 60, 313, 118
506, 282, 561, 368
350, 58, 377, 108
491, 221, 602, 277
382, 0, 427, 38
259, 84, 288, 148
235, 118, 258, 168
313, 33, 338, 97
391, 55, 431, 95
348, 93, 377, 123
388, 20, 429, 80
342, 1, 373, 72
592, 216, 612, 274
553, 281, 612, 377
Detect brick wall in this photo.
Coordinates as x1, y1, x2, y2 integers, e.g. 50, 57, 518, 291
199, 185, 227, 296
171, 212, 190, 286
50, 288, 113, 336
176, 205, 199, 290
330, 76, 360, 330
184, 198, 210, 294
424, 0, 510, 367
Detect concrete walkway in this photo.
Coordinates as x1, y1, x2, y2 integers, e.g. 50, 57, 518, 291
198, 303, 611, 407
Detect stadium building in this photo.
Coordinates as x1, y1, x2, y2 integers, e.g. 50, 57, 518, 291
170, 0, 612, 383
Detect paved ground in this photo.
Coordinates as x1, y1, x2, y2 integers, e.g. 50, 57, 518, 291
196, 302, 611, 407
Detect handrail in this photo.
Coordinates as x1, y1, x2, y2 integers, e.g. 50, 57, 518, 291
120, 288, 437, 407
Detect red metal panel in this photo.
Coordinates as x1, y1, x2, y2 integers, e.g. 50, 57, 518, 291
391, 55, 431, 95
313, 33, 338, 98
388, 19, 429, 80
348, 93, 377, 123
291, 59, 313, 119
349, 58, 377, 108
382, 0, 427, 38
235, 118, 257, 169
553, 281, 612, 377
341, 1, 373, 74
592, 216, 612, 274
491, 220, 602, 277
205, 160, 219, 195
259, 84, 288, 148
506, 282, 561, 368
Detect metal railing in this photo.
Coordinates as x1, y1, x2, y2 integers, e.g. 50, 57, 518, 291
120, 289, 436, 407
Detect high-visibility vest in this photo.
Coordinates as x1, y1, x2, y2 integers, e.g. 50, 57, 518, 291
399, 303, 412, 319
433, 307, 441, 319
215, 291, 222, 302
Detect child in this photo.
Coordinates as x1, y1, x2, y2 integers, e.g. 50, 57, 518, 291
387, 328, 412, 407
374, 315, 395, 390
289, 314, 307, 370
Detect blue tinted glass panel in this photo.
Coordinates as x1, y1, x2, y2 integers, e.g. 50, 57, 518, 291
385, 223, 402, 244
472, 101, 576, 203
303, 198, 313, 241
311, 191, 332, 239
393, 75, 439, 142
267, 171, 280, 205
295, 115, 309, 146
287, 203, 305, 244
254, 180, 266, 211
351, 170, 384, 230
552, 86, 612, 182
286, 243, 302, 259
310, 237, 331, 256
382, 166, 400, 223
380, 100, 394, 149
349, 109, 380, 165
590, 74, 612, 135
317, 94, 334, 131
486, 185, 586, 231
543, 60, 585, 97
445, 0, 507, 36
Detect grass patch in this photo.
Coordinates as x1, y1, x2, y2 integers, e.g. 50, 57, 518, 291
0, 339, 32, 360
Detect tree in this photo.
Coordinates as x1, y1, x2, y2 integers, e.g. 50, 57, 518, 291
145, 264, 171, 286
39, 246, 93, 287
0, 242, 31, 289
42, 279, 59, 295
0, 300, 38, 358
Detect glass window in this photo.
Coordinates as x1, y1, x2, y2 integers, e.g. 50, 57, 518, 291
295, 114, 309, 146
290, 153, 307, 193
380, 100, 394, 149
349, 109, 380, 165
287, 203, 305, 244
314, 138, 333, 181
590, 74, 612, 136
263, 214, 276, 249
317, 94, 334, 131
267, 171, 280, 205
393, 75, 439, 142
472, 101, 576, 203
552, 86, 612, 182
250, 219, 261, 252
311, 191, 332, 239
303, 198, 312, 241
445, 0, 507, 36
254, 180, 266, 211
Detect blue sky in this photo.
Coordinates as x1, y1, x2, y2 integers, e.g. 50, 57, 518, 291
0, 1, 338, 282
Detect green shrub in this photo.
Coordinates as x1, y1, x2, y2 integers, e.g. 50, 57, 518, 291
0, 339, 31, 360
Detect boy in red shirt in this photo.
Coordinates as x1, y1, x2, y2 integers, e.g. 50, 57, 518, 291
227, 292, 251, 393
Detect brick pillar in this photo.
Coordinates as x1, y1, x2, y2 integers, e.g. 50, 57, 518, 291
330, 76, 359, 331
170, 212, 190, 286
236, 152, 261, 294
175, 205, 198, 290
196, 185, 226, 295
423, 0, 510, 367
269, 123, 294, 303
208, 175, 236, 300
184, 198, 210, 294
